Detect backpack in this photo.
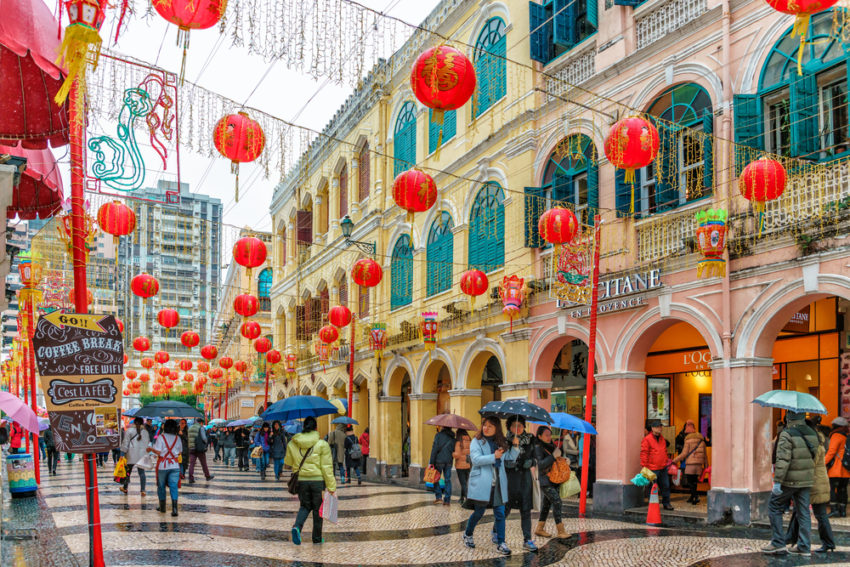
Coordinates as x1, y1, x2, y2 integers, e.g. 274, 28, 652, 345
349, 441, 362, 460
547, 456, 571, 484
194, 427, 208, 453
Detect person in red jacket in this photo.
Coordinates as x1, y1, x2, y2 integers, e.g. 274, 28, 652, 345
359, 428, 370, 475
9, 422, 25, 454
641, 420, 673, 510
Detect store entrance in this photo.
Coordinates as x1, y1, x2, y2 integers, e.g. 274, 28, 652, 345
481, 356, 503, 405
401, 375, 411, 477
550, 339, 594, 419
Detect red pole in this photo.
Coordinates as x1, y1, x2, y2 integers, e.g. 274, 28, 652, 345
26, 307, 40, 484
23, 348, 29, 454
347, 318, 354, 417
224, 388, 228, 421
70, 80, 105, 567
579, 217, 602, 518
263, 370, 269, 408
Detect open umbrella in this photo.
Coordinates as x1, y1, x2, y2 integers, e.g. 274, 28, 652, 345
38, 417, 50, 432
123, 407, 139, 417
479, 399, 553, 424
753, 390, 827, 415
261, 395, 338, 422
332, 416, 359, 425
0, 391, 39, 433
425, 413, 478, 431
284, 420, 303, 435
133, 400, 204, 419
529, 412, 597, 435
209, 418, 227, 426
0, 142, 63, 220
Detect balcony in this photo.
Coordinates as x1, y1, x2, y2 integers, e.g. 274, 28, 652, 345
635, 0, 707, 50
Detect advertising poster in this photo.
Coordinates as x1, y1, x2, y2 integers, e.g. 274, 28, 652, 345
646, 377, 671, 425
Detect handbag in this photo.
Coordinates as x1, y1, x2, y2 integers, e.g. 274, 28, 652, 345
251, 446, 264, 459
287, 447, 314, 495
561, 472, 581, 499
134, 452, 157, 471
320, 491, 339, 524
547, 456, 571, 484
423, 465, 441, 487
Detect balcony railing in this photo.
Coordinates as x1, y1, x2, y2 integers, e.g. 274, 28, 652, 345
635, 0, 707, 50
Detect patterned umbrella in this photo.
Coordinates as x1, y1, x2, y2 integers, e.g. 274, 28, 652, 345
479, 399, 553, 424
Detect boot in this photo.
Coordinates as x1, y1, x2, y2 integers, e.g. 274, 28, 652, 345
158, 500, 166, 513
261, 469, 266, 480
171, 500, 178, 517
841, 504, 847, 518
534, 522, 551, 538
555, 523, 570, 539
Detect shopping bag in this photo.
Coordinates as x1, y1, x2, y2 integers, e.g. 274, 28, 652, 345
113, 457, 127, 479
699, 465, 711, 485
423, 465, 440, 488
672, 469, 682, 487
532, 473, 542, 511
561, 472, 581, 499
640, 467, 657, 483
134, 452, 157, 470
320, 491, 339, 524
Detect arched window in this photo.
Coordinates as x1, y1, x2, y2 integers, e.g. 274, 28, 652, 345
734, 11, 848, 164
338, 164, 348, 218
427, 212, 454, 296
542, 134, 599, 226
469, 183, 505, 272
390, 235, 413, 310
428, 109, 456, 154
258, 268, 272, 311
393, 102, 417, 177
474, 18, 507, 118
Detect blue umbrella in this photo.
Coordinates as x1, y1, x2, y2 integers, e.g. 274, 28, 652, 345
227, 419, 248, 427
332, 416, 358, 425
261, 395, 339, 422
123, 407, 139, 417
38, 417, 50, 432
753, 390, 827, 415
529, 412, 597, 435
209, 418, 227, 426
284, 420, 303, 435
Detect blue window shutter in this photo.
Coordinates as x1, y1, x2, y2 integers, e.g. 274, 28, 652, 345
428, 110, 439, 155
469, 185, 505, 271
702, 108, 714, 190
654, 122, 677, 212
586, 0, 598, 30
491, 201, 505, 270
427, 218, 453, 296
615, 167, 640, 215
587, 158, 599, 226
733, 94, 764, 176
790, 74, 819, 158
529, 1, 552, 63
554, 0, 575, 48
524, 187, 546, 247
428, 109, 457, 154
443, 110, 456, 144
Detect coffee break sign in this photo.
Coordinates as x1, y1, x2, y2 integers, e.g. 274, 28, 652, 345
32, 312, 123, 453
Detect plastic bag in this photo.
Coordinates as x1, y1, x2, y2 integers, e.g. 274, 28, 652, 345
423, 465, 440, 488
640, 467, 657, 482
320, 491, 339, 524
135, 452, 157, 470
113, 457, 127, 479
560, 472, 581, 499
631, 473, 650, 487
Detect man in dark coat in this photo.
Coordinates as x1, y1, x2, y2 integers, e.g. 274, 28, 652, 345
429, 426, 455, 505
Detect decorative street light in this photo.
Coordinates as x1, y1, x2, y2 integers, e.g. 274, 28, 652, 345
340, 215, 376, 256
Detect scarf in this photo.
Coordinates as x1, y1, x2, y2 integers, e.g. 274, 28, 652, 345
484, 435, 502, 468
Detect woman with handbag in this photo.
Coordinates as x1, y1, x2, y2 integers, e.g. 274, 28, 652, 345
453, 429, 472, 506
504, 416, 538, 552
254, 422, 272, 480
461, 416, 518, 556
534, 426, 570, 539
120, 417, 151, 496
147, 419, 182, 517
672, 420, 707, 505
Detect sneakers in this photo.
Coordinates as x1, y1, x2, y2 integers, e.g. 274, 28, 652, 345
496, 543, 512, 556
523, 540, 538, 552
760, 543, 788, 555
788, 546, 811, 557
462, 533, 475, 549
291, 527, 302, 546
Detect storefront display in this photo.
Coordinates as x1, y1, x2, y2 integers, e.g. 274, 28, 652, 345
646, 377, 670, 425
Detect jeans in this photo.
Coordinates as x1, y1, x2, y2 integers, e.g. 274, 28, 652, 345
259, 452, 269, 472
123, 463, 147, 492
157, 468, 180, 502
769, 485, 811, 551
347, 462, 362, 482
337, 462, 346, 482
829, 477, 848, 505
456, 468, 470, 500
294, 480, 325, 543
539, 485, 563, 524
433, 464, 452, 502
237, 448, 249, 470
38, 439, 46, 459
223, 447, 236, 466
466, 503, 506, 544
214, 442, 221, 460
505, 504, 532, 541
274, 458, 285, 478
46, 448, 59, 473
786, 502, 834, 549
188, 452, 211, 479
651, 468, 672, 506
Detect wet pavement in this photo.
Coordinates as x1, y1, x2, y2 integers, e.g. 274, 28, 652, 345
4, 453, 850, 566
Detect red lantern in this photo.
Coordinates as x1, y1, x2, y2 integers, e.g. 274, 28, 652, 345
96, 201, 135, 249
241, 321, 262, 340
232, 236, 267, 278
125, 369, 137, 380
158, 366, 170, 377
179, 360, 193, 372
67, 288, 93, 305
392, 168, 438, 222
460, 269, 489, 310
410, 46, 476, 116
131, 273, 159, 300
319, 325, 339, 344
140, 357, 154, 369
604, 116, 660, 212
328, 305, 352, 328
765, 0, 839, 74
133, 336, 150, 352
499, 276, 525, 332
352, 258, 383, 288
153, 0, 226, 82
201, 344, 218, 360
266, 350, 281, 365
233, 294, 259, 318
180, 387, 188, 396
198, 361, 210, 373
214, 113, 266, 201
181, 331, 200, 348
154, 351, 169, 365
184, 373, 194, 383
234, 360, 248, 374
139, 373, 150, 383
219, 356, 233, 370
169, 370, 179, 381
739, 157, 787, 234
123, 388, 130, 396
157, 308, 180, 329
284, 353, 297, 378
116, 317, 124, 333
165, 380, 174, 390
255, 337, 272, 354
123, 353, 128, 365
209, 368, 223, 380
538, 208, 579, 245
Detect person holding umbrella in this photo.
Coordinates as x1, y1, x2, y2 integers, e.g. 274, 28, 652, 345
254, 422, 272, 480
270, 421, 287, 480
120, 417, 150, 496
534, 425, 569, 539
344, 425, 363, 485
504, 415, 538, 552
187, 417, 214, 483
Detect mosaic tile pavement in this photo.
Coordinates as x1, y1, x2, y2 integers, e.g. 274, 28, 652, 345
5, 453, 850, 566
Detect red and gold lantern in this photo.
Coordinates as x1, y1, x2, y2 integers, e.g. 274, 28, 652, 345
267, 349, 281, 365
201, 344, 218, 360
67, 288, 93, 306
352, 258, 383, 288
232, 236, 267, 281
214, 113, 266, 201
241, 321, 262, 340
234, 360, 248, 374
209, 367, 223, 380
410, 46, 476, 120
178, 359, 193, 372
131, 273, 159, 300
420, 312, 439, 356
96, 200, 135, 250
154, 351, 169, 365
184, 373, 194, 383
158, 366, 170, 378
254, 337, 272, 354
133, 336, 150, 352
180, 387, 188, 396
315, 342, 333, 371
695, 209, 728, 278
284, 352, 297, 378
140, 357, 154, 369
198, 361, 210, 373
139, 373, 150, 383
459, 269, 489, 311
499, 276, 525, 332
319, 325, 339, 344
604, 116, 660, 212
765, 0, 839, 75
219, 356, 233, 370
123, 353, 128, 365
181, 331, 200, 349
538, 207, 579, 245
369, 323, 387, 359
233, 294, 259, 318
116, 317, 124, 333
739, 157, 787, 232
125, 369, 137, 381
153, 0, 226, 82
328, 305, 352, 328
392, 168, 438, 223
123, 388, 130, 396
157, 308, 180, 329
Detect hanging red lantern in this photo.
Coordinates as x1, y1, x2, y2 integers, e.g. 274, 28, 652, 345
165, 380, 174, 390
392, 168, 438, 223
233, 294, 259, 318
240, 321, 262, 340
219, 356, 233, 370
695, 209, 728, 278
116, 317, 124, 333
499, 276, 525, 333
123, 388, 130, 396
315, 342, 333, 371
234, 360, 248, 374
133, 336, 150, 352
604, 116, 660, 212
157, 308, 180, 329
765, 0, 839, 75
352, 258, 383, 288
123, 353, 129, 364
266, 349, 281, 365
209, 368, 223, 380
181, 331, 200, 348
328, 305, 352, 328
232, 236, 267, 278
158, 366, 170, 377
201, 344, 218, 360
125, 369, 137, 381
180, 387, 188, 396
410, 46, 476, 118
198, 361, 210, 373
54, 0, 108, 104
131, 273, 159, 300
538, 207, 579, 245
169, 370, 179, 381
139, 373, 150, 383
154, 351, 170, 365
96, 200, 136, 250
284, 353, 297, 378
213, 113, 266, 201
739, 157, 787, 234
178, 359, 193, 372
153, 0, 226, 82
255, 337, 272, 354
67, 288, 93, 305
460, 269, 489, 311
140, 357, 154, 369
319, 325, 339, 344
184, 373, 194, 383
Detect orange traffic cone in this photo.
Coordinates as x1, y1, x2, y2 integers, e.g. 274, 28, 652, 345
646, 482, 662, 526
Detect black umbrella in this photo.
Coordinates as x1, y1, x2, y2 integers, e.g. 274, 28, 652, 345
479, 400, 553, 424
133, 401, 204, 419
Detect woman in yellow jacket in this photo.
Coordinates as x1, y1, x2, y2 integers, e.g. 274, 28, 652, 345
284, 416, 337, 545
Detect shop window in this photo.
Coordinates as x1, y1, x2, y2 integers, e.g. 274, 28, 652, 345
390, 235, 413, 310
530, 0, 598, 65
426, 211, 454, 296
473, 17, 507, 118
393, 102, 417, 177
469, 182, 505, 272
428, 109, 456, 154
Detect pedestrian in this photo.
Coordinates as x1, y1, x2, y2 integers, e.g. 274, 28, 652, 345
785, 421, 835, 553
43, 426, 58, 475
254, 422, 271, 480
824, 416, 849, 517
329, 424, 347, 484
177, 419, 190, 479
38, 434, 46, 460
9, 422, 24, 454
120, 417, 150, 496
0, 423, 7, 448
270, 421, 287, 480
147, 418, 182, 517
344, 425, 363, 485
144, 419, 155, 440
672, 419, 707, 505
640, 420, 673, 510
235, 425, 250, 471
461, 416, 518, 556
209, 426, 218, 461
762, 411, 818, 556
187, 417, 214, 483
221, 426, 237, 467
561, 431, 579, 467
284, 416, 336, 546
429, 425, 455, 505
453, 428, 471, 506
504, 415, 538, 551
96, 450, 109, 466
359, 427, 370, 475
534, 425, 569, 539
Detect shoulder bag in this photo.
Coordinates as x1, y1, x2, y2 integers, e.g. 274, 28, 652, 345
287, 446, 314, 495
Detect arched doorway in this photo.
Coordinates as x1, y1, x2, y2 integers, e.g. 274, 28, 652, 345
384, 362, 412, 479
481, 357, 503, 404
550, 338, 593, 418
401, 375, 411, 477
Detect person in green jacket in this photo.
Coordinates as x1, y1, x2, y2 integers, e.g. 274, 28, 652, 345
284, 416, 336, 545
762, 411, 818, 557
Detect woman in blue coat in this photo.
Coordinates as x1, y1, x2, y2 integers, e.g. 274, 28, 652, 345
462, 416, 518, 556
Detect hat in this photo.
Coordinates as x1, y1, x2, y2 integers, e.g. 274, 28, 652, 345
648, 419, 662, 428
832, 417, 849, 427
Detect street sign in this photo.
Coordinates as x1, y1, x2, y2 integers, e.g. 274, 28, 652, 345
32, 312, 123, 453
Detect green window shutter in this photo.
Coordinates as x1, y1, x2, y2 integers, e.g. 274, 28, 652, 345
428, 109, 457, 154
615, 167, 640, 215
443, 110, 456, 144
614, 0, 642, 6
587, 158, 599, 226
469, 184, 505, 271
529, 1, 552, 63
554, 0, 575, 48
654, 122, 678, 212
391, 236, 413, 309
552, 170, 573, 205
732, 94, 764, 176
790, 74, 819, 158
524, 187, 546, 247
492, 200, 505, 270
702, 108, 714, 190
492, 36, 507, 103
427, 214, 454, 296
586, 0, 598, 31
428, 110, 440, 155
